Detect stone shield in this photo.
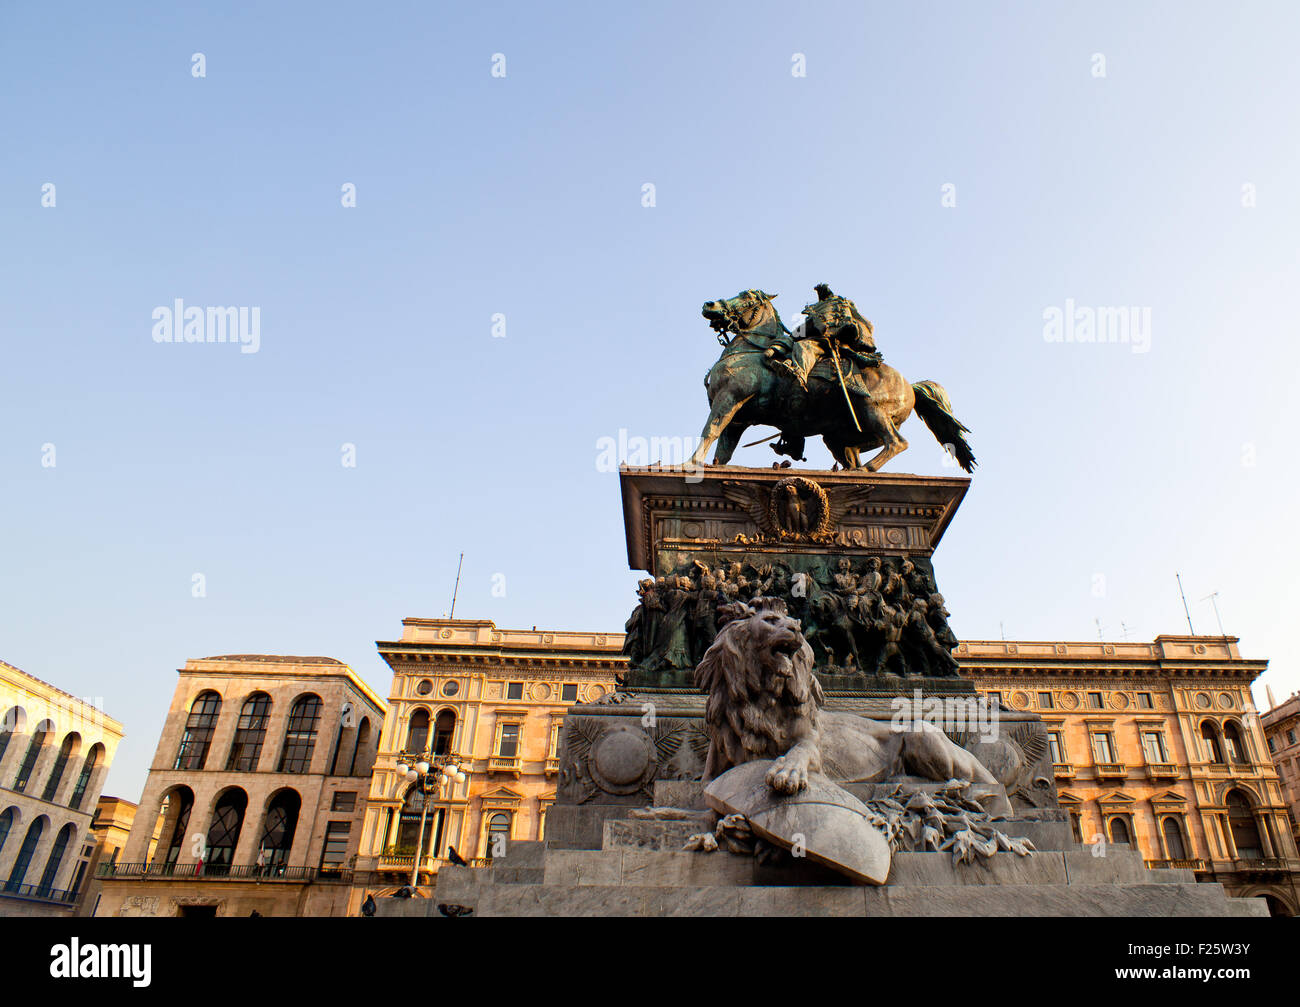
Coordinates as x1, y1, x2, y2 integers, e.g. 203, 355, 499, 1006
704, 760, 892, 885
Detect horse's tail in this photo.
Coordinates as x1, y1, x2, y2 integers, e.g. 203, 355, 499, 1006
911, 380, 976, 472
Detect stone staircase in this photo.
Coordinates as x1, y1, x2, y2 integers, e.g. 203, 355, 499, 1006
384, 782, 1270, 917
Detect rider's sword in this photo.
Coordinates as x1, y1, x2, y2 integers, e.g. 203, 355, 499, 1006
827, 341, 863, 433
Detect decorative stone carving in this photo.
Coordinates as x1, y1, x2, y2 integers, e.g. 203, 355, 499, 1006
557, 715, 709, 806
721, 477, 872, 544
692, 598, 1003, 807
622, 552, 962, 680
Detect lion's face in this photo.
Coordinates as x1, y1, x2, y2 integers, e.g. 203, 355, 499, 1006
745, 608, 809, 685
694, 600, 820, 707
694, 598, 824, 778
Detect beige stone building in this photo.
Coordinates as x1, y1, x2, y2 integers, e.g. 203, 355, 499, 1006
960, 635, 1300, 916
0, 658, 123, 916
77, 795, 155, 916
349, 618, 621, 908
96, 655, 385, 917
1261, 689, 1300, 851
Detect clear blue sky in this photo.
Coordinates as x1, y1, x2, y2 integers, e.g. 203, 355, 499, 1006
3, 1, 1298, 801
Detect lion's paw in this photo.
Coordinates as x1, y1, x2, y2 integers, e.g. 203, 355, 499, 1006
684, 832, 718, 853
765, 757, 809, 794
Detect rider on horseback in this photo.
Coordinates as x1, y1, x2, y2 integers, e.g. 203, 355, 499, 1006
765, 283, 882, 391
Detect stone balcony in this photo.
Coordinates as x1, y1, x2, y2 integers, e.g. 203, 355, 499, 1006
99, 862, 331, 882
488, 756, 521, 775
1095, 763, 1127, 780
1144, 858, 1207, 871
1052, 762, 1075, 779
1144, 762, 1179, 780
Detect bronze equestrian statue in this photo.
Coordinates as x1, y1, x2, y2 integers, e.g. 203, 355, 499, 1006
687, 287, 975, 473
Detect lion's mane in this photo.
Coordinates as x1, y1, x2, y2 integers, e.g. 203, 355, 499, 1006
693, 597, 824, 781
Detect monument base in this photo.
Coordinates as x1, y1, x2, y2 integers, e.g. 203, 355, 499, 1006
384, 780, 1267, 917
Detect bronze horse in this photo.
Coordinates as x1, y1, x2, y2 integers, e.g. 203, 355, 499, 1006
687, 289, 975, 472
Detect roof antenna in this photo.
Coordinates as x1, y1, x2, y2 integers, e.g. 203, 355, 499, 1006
448, 552, 464, 619
1201, 591, 1225, 636
1120, 621, 1132, 641
1175, 572, 1195, 635
999, 621, 1005, 641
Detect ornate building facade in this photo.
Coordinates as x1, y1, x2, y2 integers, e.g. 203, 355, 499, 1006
960, 635, 1300, 917
1261, 690, 1300, 851
349, 618, 621, 909
95, 655, 385, 917
0, 658, 123, 916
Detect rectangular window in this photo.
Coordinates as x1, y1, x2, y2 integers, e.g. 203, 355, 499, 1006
507, 682, 523, 700
498, 724, 520, 758
331, 792, 357, 812
1267, 737, 1275, 753
1142, 732, 1167, 763
1048, 732, 1064, 764
319, 822, 351, 875
1288, 729, 1297, 746
1092, 732, 1114, 763
1087, 692, 1104, 709
1137, 693, 1154, 709
561, 684, 578, 702
1038, 692, 1054, 710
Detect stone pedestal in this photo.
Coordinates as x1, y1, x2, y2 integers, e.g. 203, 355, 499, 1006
618, 464, 972, 688
548, 464, 1066, 854
488, 464, 1260, 915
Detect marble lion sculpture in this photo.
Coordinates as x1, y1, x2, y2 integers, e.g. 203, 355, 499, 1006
693, 597, 999, 794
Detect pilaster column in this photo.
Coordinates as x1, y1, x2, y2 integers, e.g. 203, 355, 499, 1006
1255, 812, 1276, 858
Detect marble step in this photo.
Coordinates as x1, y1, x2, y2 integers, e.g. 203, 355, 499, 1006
427, 876, 1258, 917
442, 846, 1196, 894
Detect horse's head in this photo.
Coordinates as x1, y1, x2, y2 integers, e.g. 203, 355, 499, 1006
702, 289, 782, 338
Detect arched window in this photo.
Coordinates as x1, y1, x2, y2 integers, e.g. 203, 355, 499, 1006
1226, 789, 1263, 859
158, 788, 194, 869
256, 790, 300, 873
486, 813, 510, 858
37, 823, 76, 897
13, 720, 52, 792
0, 807, 16, 858
41, 733, 79, 802
5, 817, 46, 891
1109, 816, 1131, 846
69, 744, 104, 810
1200, 722, 1224, 764
278, 695, 322, 773
434, 711, 456, 755
204, 790, 248, 875
226, 693, 272, 771
1223, 721, 1248, 763
1162, 817, 1187, 860
348, 719, 371, 776
405, 709, 430, 753
0, 707, 22, 765
175, 692, 222, 770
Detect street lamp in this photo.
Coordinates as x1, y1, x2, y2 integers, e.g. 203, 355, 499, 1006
395, 750, 467, 888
